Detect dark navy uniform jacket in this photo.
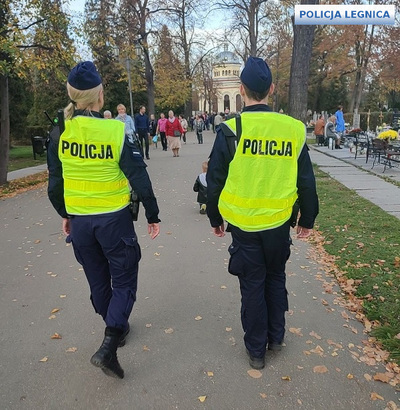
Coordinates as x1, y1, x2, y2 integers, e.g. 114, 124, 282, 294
207, 104, 319, 230
47, 110, 160, 223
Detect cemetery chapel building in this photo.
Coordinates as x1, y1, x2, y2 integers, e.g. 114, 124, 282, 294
197, 47, 243, 114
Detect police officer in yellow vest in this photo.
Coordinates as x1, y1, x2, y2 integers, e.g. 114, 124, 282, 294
47, 62, 160, 379
207, 57, 318, 370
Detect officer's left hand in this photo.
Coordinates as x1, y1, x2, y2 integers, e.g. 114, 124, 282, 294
297, 226, 312, 239
148, 223, 160, 239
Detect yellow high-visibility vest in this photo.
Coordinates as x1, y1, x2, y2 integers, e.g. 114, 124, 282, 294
59, 116, 130, 215
218, 112, 306, 231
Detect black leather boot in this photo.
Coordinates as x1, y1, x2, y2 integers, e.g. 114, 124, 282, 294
90, 327, 124, 379
118, 323, 130, 348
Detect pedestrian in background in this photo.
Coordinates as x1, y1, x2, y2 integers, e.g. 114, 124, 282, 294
314, 114, 325, 145
165, 110, 184, 157
179, 114, 188, 143
115, 104, 136, 141
325, 115, 341, 149
193, 161, 208, 214
193, 114, 204, 144
156, 112, 168, 151
47, 61, 160, 379
149, 113, 157, 149
135, 106, 151, 160
214, 112, 223, 131
103, 110, 112, 119
207, 57, 318, 370
335, 105, 345, 138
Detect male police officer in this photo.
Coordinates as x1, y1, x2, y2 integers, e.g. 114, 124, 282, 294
47, 62, 160, 379
207, 57, 318, 370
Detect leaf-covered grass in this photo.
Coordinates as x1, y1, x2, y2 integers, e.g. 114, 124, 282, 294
0, 172, 48, 199
8, 146, 47, 172
314, 165, 400, 362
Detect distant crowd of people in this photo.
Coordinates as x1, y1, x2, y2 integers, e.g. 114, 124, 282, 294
102, 106, 237, 157
312, 105, 345, 149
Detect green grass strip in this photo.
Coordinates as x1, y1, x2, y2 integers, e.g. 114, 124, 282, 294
314, 165, 400, 363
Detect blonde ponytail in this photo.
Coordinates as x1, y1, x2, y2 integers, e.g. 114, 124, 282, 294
64, 102, 76, 120
65, 83, 103, 120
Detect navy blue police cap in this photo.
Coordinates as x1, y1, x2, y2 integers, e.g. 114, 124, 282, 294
240, 57, 272, 93
67, 61, 102, 90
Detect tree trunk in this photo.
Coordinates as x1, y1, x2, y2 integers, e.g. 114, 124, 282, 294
0, 74, 10, 185
288, 0, 317, 122
143, 47, 155, 115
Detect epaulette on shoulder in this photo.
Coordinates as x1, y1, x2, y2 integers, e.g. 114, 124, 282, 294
219, 122, 236, 138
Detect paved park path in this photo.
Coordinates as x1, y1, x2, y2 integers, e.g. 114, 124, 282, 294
1, 131, 399, 409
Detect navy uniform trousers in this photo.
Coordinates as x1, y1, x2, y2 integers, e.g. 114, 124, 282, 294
228, 221, 291, 358
69, 207, 141, 331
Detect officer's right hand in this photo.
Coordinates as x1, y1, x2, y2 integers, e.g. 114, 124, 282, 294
62, 218, 71, 236
297, 226, 312, 239
212, 224, 225, 237
148, 223, 160, 239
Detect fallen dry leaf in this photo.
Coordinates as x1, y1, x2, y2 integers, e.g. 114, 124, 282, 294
247, 369, 263, 379
60, 295, 67, 298
50, 308, 60, 314
207, 371, 214, 377
370, 392, 384, 401
289, 327, 303, 336
195, 316, 202, 321
310, 345, 324, 356
373, 373, 391, 383
220, 285, 227, 289
50, 333, 62, 339
385, 401, 398, 410
260, 393, 267, 399
364, 373, 372, 381
321, 299, 329, 306
198, 396, 207, 403
143, 345, 150, 351
341, 311, 350, 320
66, 347, 77, 353
145, 323, 152, 328
154, 252, 160, 256
48, 315, 56, 320
164, 328, 174, 334
226, 327, 232, 332
313, 365, 328, 374
39, 357, 48, 362
281, 376, 291, 381
347, 373, 354, 379
309, 331, 322, 340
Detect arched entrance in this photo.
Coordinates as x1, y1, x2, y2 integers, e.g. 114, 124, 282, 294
224, 95, 230, 111
235, 94, 242, 112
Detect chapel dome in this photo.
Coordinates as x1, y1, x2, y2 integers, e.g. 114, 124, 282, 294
215, 50, 241, 65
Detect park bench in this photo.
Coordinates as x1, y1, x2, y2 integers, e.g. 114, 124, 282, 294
383, 142, 400, 172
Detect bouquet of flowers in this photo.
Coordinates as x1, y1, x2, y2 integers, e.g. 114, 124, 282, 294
377, 129, 398, 141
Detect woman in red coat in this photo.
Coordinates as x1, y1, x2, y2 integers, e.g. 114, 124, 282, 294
165, 110, 184, 157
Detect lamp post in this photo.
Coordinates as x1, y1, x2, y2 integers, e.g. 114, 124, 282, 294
125, 57, 134, 118
113, 43, 142, 118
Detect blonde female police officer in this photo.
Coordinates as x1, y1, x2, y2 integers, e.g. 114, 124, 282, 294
47, 62, 160, 379
207, 57, 318, 370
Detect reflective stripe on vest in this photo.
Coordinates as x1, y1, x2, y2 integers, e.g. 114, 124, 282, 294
218, 111, 306, 232
59, 116, 130, 215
